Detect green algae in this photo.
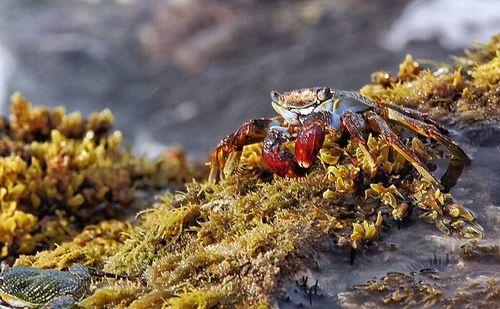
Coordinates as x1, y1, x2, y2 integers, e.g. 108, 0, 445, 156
4, 35, 500, 308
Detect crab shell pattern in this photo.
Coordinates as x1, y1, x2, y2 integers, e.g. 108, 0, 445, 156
0, 263, 90, 308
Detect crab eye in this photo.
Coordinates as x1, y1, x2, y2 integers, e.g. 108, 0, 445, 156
317, 87, 332, 101
270, 90, 281, 102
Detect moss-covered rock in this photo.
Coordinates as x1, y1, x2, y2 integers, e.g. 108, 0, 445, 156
4, 35, 499, 308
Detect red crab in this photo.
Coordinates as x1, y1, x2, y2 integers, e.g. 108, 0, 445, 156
209, 87, 469, 184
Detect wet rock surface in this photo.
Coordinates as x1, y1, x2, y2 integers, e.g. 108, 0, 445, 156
280, 134, 500, 308
461, 123, 500, 147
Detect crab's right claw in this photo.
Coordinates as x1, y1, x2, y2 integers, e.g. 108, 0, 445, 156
263, 149, 304, 178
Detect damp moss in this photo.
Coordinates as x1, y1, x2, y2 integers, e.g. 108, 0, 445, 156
78, 285, 148, 309
15, 220, 133, 269
80, 131, 480, 307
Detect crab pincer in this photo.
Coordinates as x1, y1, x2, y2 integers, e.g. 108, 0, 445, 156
295, 123, 326, 168
263, 128, 305, 177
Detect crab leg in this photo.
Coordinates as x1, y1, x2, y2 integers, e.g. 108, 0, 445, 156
332, 90, 448, 134
340, 111, 377, 172
330, 90, 377, 108
263, 126, 305, 177
209, 117, 280, 183
383, 108, 470, 162
440, 158, 466, 192
380, 102, 448, 133
366, 111, 439, 184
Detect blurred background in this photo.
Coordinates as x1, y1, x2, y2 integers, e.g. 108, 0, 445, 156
0, 0, 498, 159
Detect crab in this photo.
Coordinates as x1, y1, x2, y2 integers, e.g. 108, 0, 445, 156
0, 262, 91, 309
209, 87, 469, 184
0, 262, 143, 309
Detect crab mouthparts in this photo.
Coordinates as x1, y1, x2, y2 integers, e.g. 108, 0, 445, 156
271, 102, 300, 125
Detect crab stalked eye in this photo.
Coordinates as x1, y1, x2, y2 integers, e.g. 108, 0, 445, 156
317, 87, 332, 101
270, 90, 281, 102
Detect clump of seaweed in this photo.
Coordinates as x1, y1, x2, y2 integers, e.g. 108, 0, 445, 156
0, 93, 199, 259
361, 35, 500, 126
15, 220, 133, 269
338, 242, 500, 308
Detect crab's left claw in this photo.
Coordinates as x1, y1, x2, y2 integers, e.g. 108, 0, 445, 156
295, 123, 326, 168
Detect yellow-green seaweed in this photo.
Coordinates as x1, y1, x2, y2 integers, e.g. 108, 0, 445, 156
0, 93, 200, 259
361, 35, 500, 125
82, 130, 479, 307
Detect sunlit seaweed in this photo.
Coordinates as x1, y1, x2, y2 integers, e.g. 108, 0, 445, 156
79, 130, 479, 307
0, 93, 199, 259
15, 220, 133, 269
361, 35, 500, 126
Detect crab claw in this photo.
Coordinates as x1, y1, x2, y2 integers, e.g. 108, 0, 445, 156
295, 123, 325, 168
263, 128, 305, 177
263, 151, 305, 178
